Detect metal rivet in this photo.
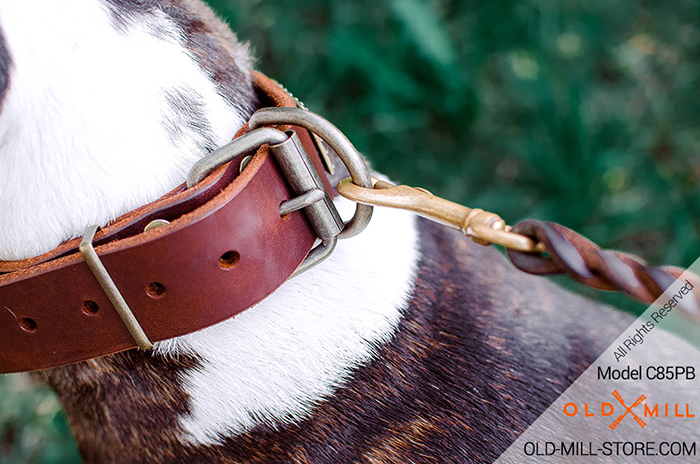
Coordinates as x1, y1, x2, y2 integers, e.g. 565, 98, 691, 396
239, 155, 254, 173
144, 219, 171, 232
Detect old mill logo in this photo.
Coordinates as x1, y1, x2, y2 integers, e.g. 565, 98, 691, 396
609, 391, 646, 430
563, 390, 694, 430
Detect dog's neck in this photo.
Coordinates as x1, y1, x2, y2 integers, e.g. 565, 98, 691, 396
0, 0, 251, 261
0, 0, 419, 450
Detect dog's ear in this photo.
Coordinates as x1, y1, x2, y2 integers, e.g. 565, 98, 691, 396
0, 28, 10, 108
104, 0, 258, 115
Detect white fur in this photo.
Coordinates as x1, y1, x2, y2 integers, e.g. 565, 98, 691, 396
156, 196, 419, 445
0, 0, 420, 447
0, 0, 243, 260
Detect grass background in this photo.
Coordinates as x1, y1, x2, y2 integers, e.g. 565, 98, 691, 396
2, 0, 699, 461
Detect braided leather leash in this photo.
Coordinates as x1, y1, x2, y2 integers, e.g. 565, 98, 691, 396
337, 178, 700, 320
506, 220, 695, 308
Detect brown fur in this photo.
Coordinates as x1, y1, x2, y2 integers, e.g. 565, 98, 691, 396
38, 351, 201, 463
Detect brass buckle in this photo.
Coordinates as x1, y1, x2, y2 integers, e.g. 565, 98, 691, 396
79, 225, 153, 350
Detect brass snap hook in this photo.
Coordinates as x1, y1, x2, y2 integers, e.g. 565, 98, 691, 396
336, 177, 547, 254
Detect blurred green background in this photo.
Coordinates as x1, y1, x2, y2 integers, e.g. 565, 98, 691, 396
2, 0, 699, 461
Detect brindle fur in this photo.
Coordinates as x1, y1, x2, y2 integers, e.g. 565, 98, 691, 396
38, 353, 201, 463
40, 220, 631, 463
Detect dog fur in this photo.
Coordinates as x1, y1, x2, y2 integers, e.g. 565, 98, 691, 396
0, 1, 688, 463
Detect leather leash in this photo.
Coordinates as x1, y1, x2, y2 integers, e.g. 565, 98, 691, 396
2, 73, 698, 375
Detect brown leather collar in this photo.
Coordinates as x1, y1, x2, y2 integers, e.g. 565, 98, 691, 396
0, 72, 334, 374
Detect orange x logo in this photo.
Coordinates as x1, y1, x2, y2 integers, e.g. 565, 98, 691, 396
609, 390, 646, 430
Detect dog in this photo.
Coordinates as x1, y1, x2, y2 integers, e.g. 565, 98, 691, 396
0, 1, 696, 463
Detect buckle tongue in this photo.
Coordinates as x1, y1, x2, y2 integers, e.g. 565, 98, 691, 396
270, 130, 343, 241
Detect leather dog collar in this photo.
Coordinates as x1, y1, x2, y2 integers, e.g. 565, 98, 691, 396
0, 72, 353, 374
6, 72, 695, 375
